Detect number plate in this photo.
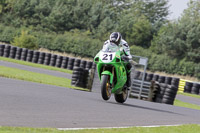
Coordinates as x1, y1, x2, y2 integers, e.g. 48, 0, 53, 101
100, 52, 116, 63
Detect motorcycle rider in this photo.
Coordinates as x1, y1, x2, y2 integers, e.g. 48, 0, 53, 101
103, 32, 132, 87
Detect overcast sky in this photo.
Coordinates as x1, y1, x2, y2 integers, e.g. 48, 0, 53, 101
168, 0, 190, 20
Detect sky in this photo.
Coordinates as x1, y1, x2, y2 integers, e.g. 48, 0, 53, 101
168, 0, 190, 20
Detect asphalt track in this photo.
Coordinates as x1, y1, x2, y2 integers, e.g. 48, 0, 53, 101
0, 61, 200, 128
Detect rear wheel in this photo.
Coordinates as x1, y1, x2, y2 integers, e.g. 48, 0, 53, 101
101, 75, 111, 101
114, 87, 128, 103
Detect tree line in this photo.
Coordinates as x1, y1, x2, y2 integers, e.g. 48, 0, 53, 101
0, 0, 199, 79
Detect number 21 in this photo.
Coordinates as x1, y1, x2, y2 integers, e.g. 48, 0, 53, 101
102, 54, 113, 60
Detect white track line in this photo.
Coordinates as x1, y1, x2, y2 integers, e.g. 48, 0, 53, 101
57, 124, 183, 130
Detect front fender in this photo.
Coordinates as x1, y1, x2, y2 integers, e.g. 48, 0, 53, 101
101, 71, 113, 84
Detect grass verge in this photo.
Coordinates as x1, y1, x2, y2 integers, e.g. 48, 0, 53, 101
0, 65, 87, 91
178, 92, 200, 99
0, 124, 200, 133
174, 99, 200, 110
0, 56, 73, 74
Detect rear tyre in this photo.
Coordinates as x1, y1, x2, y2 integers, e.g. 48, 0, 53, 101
114, 87, 128, 103
101, 75, 111, 101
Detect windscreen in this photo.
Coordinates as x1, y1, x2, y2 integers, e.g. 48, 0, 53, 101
102, 42, 119, 52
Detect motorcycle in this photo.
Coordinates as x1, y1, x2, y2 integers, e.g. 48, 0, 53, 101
94, 43, 130, 103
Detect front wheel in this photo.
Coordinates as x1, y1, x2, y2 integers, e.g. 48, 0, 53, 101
101, 75, 111, 101
114, 87, 128, 103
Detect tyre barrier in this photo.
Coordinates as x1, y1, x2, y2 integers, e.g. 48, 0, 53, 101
32, 51, 39, 63
165, 77, 172, 85
9, 46, 17, 59
132, 71, 180, 104
38, 52, 45, 64
154, 83, 178, 105
0, 44, 5, 56
61, 56, 68, 68
67, 58, 75, 70
15, 47, 22, 60
44, 53, 51, 65
0, 44, 95, 73
21, 48, 28, 61
55, 56, 63, 68
49, 54, 57, 66
86, 61, 93, 70
80, 60, 86, 69
171, 77, 180, 88
71, 67, 89, 88
146, 73, 153, 82
3, 45, 11, 57
74, 58, 81, 68
27, 50, 34, 62
158, 76, 165, 83
191, 83, 200, 95
152, 74, 159, 81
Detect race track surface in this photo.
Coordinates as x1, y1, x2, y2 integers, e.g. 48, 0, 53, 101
0, 60, 200, 128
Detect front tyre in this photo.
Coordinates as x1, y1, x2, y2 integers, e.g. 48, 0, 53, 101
114, 87, 128, 103
101, 75, 111, 101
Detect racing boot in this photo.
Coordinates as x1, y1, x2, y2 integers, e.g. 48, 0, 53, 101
126, 72, 131, 87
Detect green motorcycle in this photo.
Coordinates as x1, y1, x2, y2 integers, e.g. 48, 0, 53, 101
94, 43, 130, 103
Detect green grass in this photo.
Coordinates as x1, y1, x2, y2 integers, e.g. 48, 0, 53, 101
178, 92, 200, 99
0, 56, 73, 74
0, 65, 87, 91
174, 99, 200, 111
0, 124, 200, 133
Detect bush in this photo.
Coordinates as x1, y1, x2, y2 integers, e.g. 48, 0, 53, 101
11, 30, 38, 50
0, 24, 19, 43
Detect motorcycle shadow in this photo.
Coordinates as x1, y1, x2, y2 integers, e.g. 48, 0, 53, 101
106, 100, 183, 116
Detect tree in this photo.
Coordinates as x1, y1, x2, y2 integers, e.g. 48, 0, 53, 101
151, 0, 200, 63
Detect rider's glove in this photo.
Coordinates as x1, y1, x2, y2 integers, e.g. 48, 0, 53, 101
121, 56, 129, 62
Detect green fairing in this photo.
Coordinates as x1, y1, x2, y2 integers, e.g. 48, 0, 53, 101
101, 71, 113, 84
94, 50, 127, 93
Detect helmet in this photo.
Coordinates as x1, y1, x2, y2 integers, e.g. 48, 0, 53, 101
109, 32, 122, 46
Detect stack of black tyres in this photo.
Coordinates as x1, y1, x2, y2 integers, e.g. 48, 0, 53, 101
15, 47, 22, 60
3, 45, 11, 57
67, 58, 75, 70
74, 58, 81, 68
191, 83, 200, 95
49, 54, 57, 66
158, 76, 165, 83
152, 74, 159, 81
71, 67, 89, 88
154, 83, 178, 105
27, 50, 33, 62
61, 57, 68, 68
184, 82, 193, 93
55, 56, 63, 68
86, 61, 93, 70
171, 77, 180, 88
21, 48, 28, 61
38, 52, 45, 64
0, 44, 97, 73
0, 44, 5, 56
9, 46, 17, 59
32, 51, 39, 63
80, 60, 86, 69
165, 77, 172, 85
44, 53, 51, 65
146, 73, 153, 82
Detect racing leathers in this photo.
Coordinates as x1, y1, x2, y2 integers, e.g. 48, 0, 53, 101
103, 39, 132, 87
